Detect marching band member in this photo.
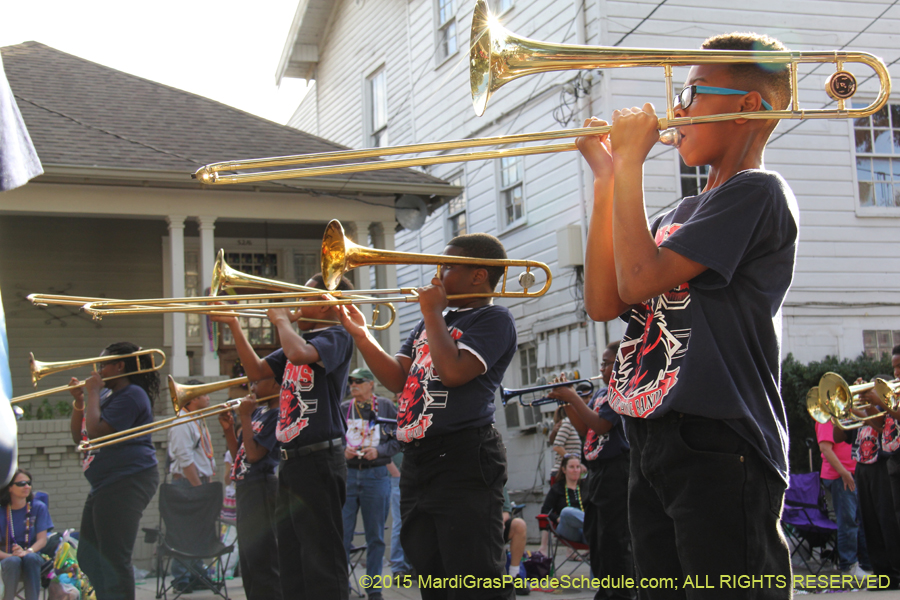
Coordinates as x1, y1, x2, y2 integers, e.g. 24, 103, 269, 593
213, 273, 355, 600
68, 342, 159, 600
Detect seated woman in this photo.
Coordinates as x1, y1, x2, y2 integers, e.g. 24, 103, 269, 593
0, 469, 52, 600
538, 454, 586, 554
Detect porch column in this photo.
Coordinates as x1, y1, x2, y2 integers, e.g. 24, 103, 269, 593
372, 222, 401, 357
166, 215, 190, 376
198, 216, 219, 376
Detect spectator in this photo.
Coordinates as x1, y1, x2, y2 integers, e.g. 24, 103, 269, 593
167, 381, 216, 593
816, 418, 868, 576
549, 387, 587, 484
502, 487, 529, 596
341, 368, 400, 600
538, 454, 587, 556
0, 469, 51, 600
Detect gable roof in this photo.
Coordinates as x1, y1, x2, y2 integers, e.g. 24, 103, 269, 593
0, 42, 456, 198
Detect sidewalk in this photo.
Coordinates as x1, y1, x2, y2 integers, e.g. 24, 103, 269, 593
132, 553, 900, 600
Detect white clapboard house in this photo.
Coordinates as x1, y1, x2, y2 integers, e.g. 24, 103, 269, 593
277, 0, 900, 497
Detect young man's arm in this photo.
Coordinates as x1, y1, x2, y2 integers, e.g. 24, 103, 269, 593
210, 313, 274, 381
268, 308, 321, 366
338, 305, 411, 393
417, 278, 493, 388
608, 104, 707, 304
576, 118, 632, 321
547, 387, 615, 436
238, 398, 269, 463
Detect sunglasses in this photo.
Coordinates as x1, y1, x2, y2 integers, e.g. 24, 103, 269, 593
12, 481, 32, 487
677, 85, 773, 111
348, 378, 370, 385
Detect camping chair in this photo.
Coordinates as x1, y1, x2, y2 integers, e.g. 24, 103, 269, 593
144, 482, 234, 600
781, 472, 838, 575
535, 514, 590, 577
347, 540, 366, 598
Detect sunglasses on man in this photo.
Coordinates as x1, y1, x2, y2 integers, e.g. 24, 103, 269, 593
348, 378, 370, 385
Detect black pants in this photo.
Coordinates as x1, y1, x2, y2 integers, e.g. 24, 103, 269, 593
584, 453, 634, 600
884, 454, 900, 532
78, 466, 159, 600
625, 414, 791, 600
275, 444, 348, 600
856, 460, 900, 584
400, 425, 513, 600
236, 475, 282, 600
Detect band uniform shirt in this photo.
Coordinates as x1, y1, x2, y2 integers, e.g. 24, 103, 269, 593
0, 500, 52, 550
394, 304, 517, 442
608, 170, 798, 481
82, 384, 158, 492
264, 325, 354, 448
231, 405, 280, 483
846, 426, 882, 465
167, 411, 216, 478
581, 388, 629, 467
341, 395, 400, 468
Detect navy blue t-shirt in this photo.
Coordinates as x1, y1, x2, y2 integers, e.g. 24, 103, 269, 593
264, 326, 353, 448
582, 389, 629, 466
608, 170, 798, 481
82, 384, 158, 491
0, 500, 52, 551
395, 304, 517, 441
231, 405, 280, 483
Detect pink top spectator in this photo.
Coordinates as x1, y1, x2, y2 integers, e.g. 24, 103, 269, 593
815, 421, 855, 480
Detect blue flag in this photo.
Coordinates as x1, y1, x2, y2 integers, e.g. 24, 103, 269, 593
0, 52, 44, 486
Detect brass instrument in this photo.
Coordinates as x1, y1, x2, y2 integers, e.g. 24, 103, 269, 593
80, 220, 551, 314
501, 372, 599, 406
807, 372, 899, 430
191, 0, 890, 185
77, 248, 397, 327
12, 349, 166, 404
78, 375, 271, 451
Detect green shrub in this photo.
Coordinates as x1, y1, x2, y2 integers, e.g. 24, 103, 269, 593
782, 352, 892, 474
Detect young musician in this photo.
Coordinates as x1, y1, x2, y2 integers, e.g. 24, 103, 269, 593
339, 233, 517, 600
577, 32, 798, 597
68, 342, 160, 600
218, 377, 282, 600
213, 274, 354, 600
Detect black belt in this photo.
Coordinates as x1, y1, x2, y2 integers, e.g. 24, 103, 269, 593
350, 461, 386, 470
280, 437, 343, 461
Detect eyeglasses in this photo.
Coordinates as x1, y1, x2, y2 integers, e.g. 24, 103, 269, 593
12, 481, 32, 488
600, 361, 614, 368
677, 85, 773, 111
348, 378, 369, 385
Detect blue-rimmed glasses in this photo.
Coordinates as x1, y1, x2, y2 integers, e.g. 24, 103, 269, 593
677, 85, 773, 111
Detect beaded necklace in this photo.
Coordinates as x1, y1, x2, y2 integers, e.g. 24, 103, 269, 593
194, 418, 214, 460
5, 501, 32, 553
564, 484, 584, 512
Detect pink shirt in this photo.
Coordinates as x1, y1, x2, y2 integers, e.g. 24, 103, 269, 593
816, 421, 855, 480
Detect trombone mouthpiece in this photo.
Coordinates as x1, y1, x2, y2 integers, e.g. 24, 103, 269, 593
659, 128, 682, 148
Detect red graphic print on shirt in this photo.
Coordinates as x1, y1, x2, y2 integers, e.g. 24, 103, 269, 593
277, 363, 316, 443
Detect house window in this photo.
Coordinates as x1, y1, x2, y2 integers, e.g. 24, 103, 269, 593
680, 158, 708, 197
854, 102, 900, 207
436, 0, 457, 63
490, 0, 513, 13
294, 251, 319, 286
447, 174, 467, 240
219, 252, 278, 347
505, 344, 541, 429
863, 330, 900, 359
368, 69, 388, 148
499, 150, 525, 228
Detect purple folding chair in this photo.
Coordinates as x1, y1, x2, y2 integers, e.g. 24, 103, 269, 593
781, 472, 838, 575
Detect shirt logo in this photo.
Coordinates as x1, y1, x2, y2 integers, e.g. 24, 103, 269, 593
583, 393, 610, 460
277, 363, 316, 443
396, 327, 459, 441
610, 223, 691, 418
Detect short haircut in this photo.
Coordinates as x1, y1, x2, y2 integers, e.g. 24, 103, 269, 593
892, 344, 900, 356
447, 233, 508, 289
701, 32, 791, 112
308, 272, 354, 292
606, 340, 621, 353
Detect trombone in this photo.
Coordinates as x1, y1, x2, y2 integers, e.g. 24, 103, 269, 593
78, 375, 272, 452
11, 349, 166, 404
191, 0, 890, 185
79, 219, 552, 316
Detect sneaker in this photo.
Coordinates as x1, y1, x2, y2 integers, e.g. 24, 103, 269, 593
513, 566, 531, 596
368, 593, 384, 600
